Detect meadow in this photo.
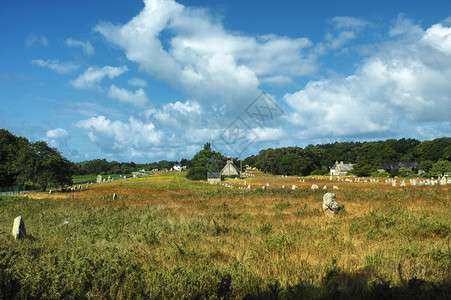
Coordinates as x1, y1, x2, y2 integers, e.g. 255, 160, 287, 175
1, 171, 450, 299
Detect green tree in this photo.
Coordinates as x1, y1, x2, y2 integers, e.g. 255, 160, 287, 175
186, 143, 226, 180
0, 129, 24, 186
15, 141, 73, 190
430, 160, 451, 177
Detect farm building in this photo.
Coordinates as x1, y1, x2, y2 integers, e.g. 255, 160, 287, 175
207, 172, 221, 183
330, 161, 355, 176
221, 160, 240, 178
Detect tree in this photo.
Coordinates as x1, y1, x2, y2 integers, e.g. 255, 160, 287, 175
186, 143, 226, 180
15, 141, 73, 190
430, 160, 451, 177
0, 129, 23, 186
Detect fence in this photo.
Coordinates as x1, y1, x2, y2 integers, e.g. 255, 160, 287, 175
0, 185, 43, 196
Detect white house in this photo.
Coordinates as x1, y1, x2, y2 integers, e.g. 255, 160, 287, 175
330, 161, 355, 176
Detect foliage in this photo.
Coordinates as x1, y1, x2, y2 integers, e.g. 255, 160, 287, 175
430, 160, 451, 176
186, 143, 226, 181
0, 129, 73, 189
245, 137, 450, 177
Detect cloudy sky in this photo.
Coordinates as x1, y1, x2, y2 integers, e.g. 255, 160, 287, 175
1, 0, 451, 163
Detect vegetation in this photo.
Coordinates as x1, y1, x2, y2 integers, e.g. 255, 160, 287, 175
0, 129, 73, 190
1, 174, 450, 298
186, 143, 227, 181
244, 137, 451, 177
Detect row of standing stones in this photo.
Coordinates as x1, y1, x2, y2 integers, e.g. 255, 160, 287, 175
11, 192, 338, 241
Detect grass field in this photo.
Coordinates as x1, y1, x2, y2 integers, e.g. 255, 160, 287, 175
1, 171, 450, 299
72, 174, 134, 184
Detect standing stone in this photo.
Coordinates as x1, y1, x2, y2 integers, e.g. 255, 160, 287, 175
439, 177, 447, 185
113, 193, 118, 200
322, 193, 339, 217
311, 184, 319, 190
323, 186, 327, 190
12, 216, 26, 240
292, 185, 296, 190
333, 186, 339, 190
400, 180, 406, 187
96, 175, 103, 183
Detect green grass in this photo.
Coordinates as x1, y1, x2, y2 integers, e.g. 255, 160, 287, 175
72, 174, 134, 184
1, 180, 450, 299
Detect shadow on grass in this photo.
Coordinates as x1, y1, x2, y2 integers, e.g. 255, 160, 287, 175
240, 270, 451, 300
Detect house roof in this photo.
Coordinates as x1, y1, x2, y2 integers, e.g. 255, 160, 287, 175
331, 162, 355, 171
221, 160, 240, 176
207, 172, 221, 178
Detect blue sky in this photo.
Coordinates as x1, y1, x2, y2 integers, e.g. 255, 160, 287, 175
1, 0, 451, 163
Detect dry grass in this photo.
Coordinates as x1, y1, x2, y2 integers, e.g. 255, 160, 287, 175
1, 171, 450, 298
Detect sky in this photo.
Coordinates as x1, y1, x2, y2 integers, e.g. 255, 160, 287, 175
1, 0, 451, 163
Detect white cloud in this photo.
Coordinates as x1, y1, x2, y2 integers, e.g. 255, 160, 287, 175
128, 78, 147, 87
251, 127, 286, 142
165, 100, 201, 115
26, 35, 48, 47
330, 16, 369, 31
95, 0, 316, 109
31, 59, 79, 74
66, 38, 95, 56
421, 23, 451, 55
45, 128, 69, 147
324, 16, 369, 50
75, 115, 163, 152
108, 85, 149, 107
70, 65, 128, 89
284, 19, 451, 139
46, 128, 69, 139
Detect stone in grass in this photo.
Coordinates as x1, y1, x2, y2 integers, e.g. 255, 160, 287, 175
113, 193, 118, 200
322, 193, 339, 218
12, 216, 26, 240
311, 184, 319, 190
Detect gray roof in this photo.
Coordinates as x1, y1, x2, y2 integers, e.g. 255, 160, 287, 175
207, 172, 221, 178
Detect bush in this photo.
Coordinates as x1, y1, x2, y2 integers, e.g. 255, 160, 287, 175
186, 166, 208, 181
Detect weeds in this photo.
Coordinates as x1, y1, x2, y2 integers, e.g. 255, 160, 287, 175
0, 177, 450, 298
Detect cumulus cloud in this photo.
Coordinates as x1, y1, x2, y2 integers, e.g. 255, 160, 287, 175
70, 65, 128, 89
45, 128, 69, 147
26, 35, 48, 47
66, 38, 95, 56
145, 100, 202, 127
95, 0, 316, 109
108, 85, 149, 107
31, 59, 79, 74
75, 115, 163, 153
284, 17, 451, 139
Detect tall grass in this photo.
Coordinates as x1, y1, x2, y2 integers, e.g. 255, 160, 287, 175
1, 176, 450, 299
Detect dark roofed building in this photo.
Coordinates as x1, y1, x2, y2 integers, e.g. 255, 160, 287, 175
207, 172, 221, 183
377, 162, 419, 172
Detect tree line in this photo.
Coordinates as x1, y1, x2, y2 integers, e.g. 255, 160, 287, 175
0, 129, 73, 190
2, 128, 450, 188
243, 137, 451, 177
72, 159, 191, 175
